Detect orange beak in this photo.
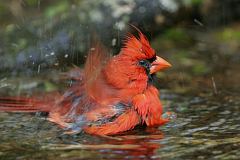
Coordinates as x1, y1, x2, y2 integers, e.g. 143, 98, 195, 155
150, 56, 171, 74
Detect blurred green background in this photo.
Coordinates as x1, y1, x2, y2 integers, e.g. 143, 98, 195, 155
0, 0, 239, 95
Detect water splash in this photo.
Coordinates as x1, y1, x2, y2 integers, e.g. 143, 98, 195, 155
162, 111, 177, 121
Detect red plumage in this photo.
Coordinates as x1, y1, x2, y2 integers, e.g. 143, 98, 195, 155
0, 28, 171, 135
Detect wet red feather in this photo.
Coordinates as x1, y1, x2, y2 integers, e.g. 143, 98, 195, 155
0, 28, 171, 135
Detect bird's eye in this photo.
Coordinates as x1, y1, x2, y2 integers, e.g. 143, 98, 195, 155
139, 60, 147, 66
138, 60, 151, 74
138, 60, 151, 70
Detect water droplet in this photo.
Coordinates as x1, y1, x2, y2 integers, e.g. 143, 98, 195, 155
112, 38, 117, 46
194, 19, 204, 26
37, 65, 41, 74
115, 22, 125, 30
162, 112, 177, 121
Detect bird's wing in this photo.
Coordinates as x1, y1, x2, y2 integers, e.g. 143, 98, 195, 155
84, 108, 140, 135
56, 101, 140, 135
82, 41, 120, 104
84, 41, 110, 90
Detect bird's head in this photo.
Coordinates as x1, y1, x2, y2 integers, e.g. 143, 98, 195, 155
103, 27, 171, 92
121, 29, 171, 75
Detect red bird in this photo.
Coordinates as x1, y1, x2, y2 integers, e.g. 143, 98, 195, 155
0, 29, 171, 135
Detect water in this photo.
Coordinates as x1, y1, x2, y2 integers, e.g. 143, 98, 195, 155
1, 1, 240, 159
0, 88, 239, 160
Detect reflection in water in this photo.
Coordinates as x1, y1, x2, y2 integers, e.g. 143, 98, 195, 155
44, 128, 164, 159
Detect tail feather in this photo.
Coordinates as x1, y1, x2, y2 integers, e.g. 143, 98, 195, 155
0, 97, 50, 113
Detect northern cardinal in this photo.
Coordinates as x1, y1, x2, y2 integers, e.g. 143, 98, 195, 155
0, 28, 171, 135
